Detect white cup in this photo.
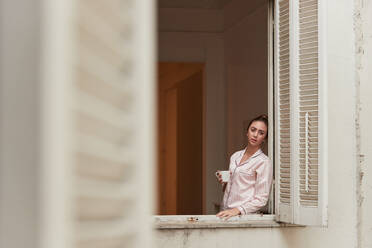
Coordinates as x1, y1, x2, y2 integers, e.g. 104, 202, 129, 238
215, 170, 230, 183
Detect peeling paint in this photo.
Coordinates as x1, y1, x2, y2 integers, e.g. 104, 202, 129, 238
353, 1, 366, 248
182, 229, 190, 248
187, 217, 199, 222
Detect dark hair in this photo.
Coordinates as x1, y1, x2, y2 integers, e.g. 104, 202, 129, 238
247, 114, 269, 139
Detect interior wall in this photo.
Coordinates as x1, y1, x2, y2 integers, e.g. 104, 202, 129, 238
224, 2, 268, 157
158, 11, 226, 214
158, 8, 223, 33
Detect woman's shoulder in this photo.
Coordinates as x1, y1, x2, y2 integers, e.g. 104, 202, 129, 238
258, 151, 270, 161
257, 152, 272, 167
254, 152, 272, 173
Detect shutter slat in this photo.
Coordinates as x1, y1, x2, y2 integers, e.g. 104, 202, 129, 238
75, 112, 130, 146
76, 220, 136, 248
300, 21, 318, 30
74, 90, 131, 129
75, 152, 132, 182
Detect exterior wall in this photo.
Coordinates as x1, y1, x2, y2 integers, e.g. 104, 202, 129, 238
355, 0, 372, 247
155, 1, 372, 248
0, 1, 42, 247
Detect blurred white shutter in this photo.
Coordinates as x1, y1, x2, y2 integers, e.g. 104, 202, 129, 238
274, 0, 292, 223
275, 0, 327, 226
72, 0, 155, 247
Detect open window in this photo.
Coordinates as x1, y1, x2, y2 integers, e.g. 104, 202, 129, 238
156, 0, 328, 226
157, 0, 273, 215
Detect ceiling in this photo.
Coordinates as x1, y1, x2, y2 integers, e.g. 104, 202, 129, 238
158, 0, 233, 9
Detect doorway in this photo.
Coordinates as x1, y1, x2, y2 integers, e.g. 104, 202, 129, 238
157, 62, 205, 215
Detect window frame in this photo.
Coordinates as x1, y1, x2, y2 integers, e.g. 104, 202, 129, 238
155, 0, 327, 228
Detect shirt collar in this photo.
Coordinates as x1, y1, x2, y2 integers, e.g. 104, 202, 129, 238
251, 148, 263, 158
235, 148, 263, 166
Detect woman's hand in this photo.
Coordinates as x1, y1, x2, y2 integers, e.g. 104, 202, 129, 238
216, 208, 241, 220
216, 170, 226, 185
216, 170, 231, 185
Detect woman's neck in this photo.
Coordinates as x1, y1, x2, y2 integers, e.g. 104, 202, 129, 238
244, 145, 260, 157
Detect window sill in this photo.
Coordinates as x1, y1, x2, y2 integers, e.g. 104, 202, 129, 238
154, 214, 299, 229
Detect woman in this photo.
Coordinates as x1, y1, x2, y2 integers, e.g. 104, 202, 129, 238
216, 114, 273, 219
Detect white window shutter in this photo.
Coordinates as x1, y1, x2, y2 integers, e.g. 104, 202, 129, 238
275, 0, 327, 226
274, 0, 292, 223
71, 0, 155, 247
293, 0, 327, 226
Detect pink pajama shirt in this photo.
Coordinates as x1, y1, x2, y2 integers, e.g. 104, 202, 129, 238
222, 148, 273, 215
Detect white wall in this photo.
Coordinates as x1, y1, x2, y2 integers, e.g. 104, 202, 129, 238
158, 9, 226, 214
356, 0, 372, 247
155, 1, 371, 248
0, 1, 42, 247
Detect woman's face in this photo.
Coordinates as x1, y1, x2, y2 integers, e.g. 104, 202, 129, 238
246, 121, 267, 147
